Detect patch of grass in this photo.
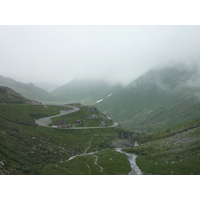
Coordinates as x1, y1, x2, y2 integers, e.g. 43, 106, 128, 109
125, 118, 200, 175
96, 149, 131, 175
136, 151, 200, 175
42, 155, 102, 175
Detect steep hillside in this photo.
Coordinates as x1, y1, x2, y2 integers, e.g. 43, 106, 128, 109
0, 99, 133, 174
125, 117, 200, 175
0, 75, 58, 103
51, 79, 122, 105
96, 65, 200, 131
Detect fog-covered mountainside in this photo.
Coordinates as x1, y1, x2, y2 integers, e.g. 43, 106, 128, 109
51, 79, 122, 105
0, 75, 58, 103
96, 65, 200, 131
3, 64, 200, 132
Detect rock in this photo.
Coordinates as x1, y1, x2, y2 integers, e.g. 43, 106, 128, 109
0, 161, 5, 166
112, 139, 131, 148
1, 131, 6, 135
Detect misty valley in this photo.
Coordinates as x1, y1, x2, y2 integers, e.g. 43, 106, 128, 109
1, 65, 200, 175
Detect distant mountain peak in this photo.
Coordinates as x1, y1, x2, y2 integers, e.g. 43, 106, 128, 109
128, 64, 200, 91
51, 78, 122, 105
96, 64, 200, 131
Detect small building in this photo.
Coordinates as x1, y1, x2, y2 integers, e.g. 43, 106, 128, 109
54, 120, 67, 128
75, 120, 82, 125
99, 122, 105, 127
86, 115, 98, 120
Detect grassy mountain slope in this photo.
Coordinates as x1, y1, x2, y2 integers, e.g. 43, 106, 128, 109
125, 117, 200, 175
0, 88, 133, 175
0, 103, 132, 175
0, 75, 58, 102
1, 86, 200, 174
51, 79, 122, 105
96, 65, 200, 132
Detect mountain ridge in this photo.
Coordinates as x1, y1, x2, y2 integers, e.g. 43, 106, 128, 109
0, 75, 58, 102
2, 64, 200, 132
51, 78, 123, 105
95, 65, 200, 131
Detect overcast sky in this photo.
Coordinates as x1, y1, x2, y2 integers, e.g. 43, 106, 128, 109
1, 25, 200, 91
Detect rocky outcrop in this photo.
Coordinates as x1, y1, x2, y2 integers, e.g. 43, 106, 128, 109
0, 86, 40, 104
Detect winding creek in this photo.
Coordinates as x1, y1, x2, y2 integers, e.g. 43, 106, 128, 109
115, 148, 142, 175
61, 148, 142, 175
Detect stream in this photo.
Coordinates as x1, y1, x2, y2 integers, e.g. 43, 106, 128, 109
115, 148, 142, 175
61, 148, 142, 175
60, 150, 99, 163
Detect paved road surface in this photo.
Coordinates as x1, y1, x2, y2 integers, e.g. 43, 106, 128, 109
35, 105, 118, 129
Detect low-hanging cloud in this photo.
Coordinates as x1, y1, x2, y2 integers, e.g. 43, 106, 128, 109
1, 25, 200, 91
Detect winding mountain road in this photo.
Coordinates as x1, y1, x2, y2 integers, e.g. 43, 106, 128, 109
35, 105, 118, 129
35, 104, 142, 175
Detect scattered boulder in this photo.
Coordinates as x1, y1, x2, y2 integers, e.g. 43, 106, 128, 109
112, 139, 132, 148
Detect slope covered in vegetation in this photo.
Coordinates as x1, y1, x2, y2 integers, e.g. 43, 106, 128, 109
51, 79, 122, 105
0, 101, 133, 175
125, 117, 200, 175
96, 65, 200, 132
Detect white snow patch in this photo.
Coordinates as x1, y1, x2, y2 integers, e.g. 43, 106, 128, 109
96, 99, 104, 103
107, 93, 112, 97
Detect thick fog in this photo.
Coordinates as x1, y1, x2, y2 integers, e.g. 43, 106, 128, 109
1, 25, 200, 91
